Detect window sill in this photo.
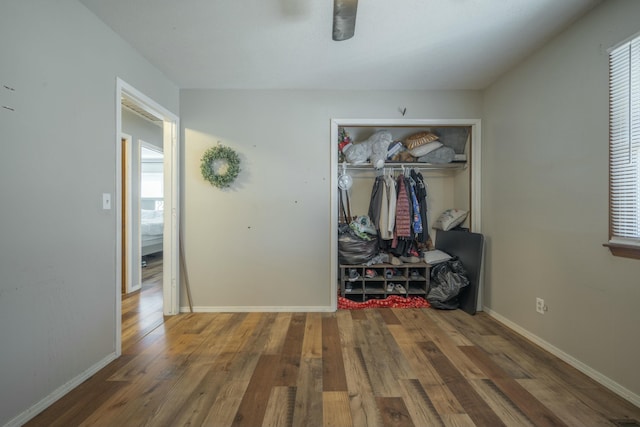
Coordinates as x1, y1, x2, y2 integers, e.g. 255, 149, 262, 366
603, 242, 640, 259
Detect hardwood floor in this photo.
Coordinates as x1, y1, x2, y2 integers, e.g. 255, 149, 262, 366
25, 286, 640, 426
120, 254, 164, 351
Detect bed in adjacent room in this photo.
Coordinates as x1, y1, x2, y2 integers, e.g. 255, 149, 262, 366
141, 208, 163, 256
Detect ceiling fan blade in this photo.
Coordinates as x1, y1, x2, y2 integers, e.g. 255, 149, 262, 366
332, 0, 358, 41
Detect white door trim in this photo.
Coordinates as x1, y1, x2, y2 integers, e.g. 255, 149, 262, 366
115, 78, 180, 356
121, 132, 139, 294
329, 118, 482, 311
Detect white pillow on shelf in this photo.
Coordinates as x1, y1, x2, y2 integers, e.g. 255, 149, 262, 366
409, 141, 442, 157
433, 208, 468, 231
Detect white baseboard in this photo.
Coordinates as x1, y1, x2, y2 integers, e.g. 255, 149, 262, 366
484, 307, 640, 408
180, 305, 335, 313
4, 352, 118, 427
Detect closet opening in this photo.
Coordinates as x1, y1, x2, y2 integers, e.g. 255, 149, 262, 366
330, 119, 482, 312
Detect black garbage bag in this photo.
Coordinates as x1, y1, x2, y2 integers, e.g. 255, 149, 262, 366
338, 223, 378, 265
427, 257, 469, 309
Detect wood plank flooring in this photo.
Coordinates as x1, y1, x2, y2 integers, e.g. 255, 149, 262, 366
25, 284, 640, 426
121, 254, 164, 351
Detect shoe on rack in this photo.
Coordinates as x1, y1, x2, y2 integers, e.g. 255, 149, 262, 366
365, 269, 378, 278
410, 270, 420, 280
395, 284, 406, 293
348, 269, 360, 281
384, 268, 398, 279
386, 283, 395, 293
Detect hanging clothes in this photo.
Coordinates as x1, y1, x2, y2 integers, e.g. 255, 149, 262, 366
407, 173, 423, 236
377, 177, 393, 240
391, 175, 413, 257
413, 171, 433, 250
384, 173, 397, 238
365, 169, 428, 256
368, 175, 384, 231
411, 169, 430, 244
394, 175, 412, 238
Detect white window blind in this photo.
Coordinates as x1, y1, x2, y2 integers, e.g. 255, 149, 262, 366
609, 34, 640, 244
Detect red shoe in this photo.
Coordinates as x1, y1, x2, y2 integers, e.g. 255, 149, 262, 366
365, 269, 378, 278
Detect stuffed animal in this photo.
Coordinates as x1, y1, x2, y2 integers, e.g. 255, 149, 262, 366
343, 130, 393, 169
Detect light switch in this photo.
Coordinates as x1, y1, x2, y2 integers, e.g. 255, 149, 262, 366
102, 193, 111, 210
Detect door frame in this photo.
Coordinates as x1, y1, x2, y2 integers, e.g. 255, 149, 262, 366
121, 133, 135, 294
115, 78, 180, 355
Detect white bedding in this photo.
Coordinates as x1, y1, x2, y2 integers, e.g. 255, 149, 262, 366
141, 209, 164, 237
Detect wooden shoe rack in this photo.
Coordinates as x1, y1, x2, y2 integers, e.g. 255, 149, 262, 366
339, 263, 430, 301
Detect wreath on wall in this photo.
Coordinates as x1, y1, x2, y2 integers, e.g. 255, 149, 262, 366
200, 144, 241, 189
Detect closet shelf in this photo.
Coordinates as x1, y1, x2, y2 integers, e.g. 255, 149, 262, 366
339, 162, 466, 170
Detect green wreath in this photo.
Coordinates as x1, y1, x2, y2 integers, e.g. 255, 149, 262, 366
200, 144, 241, 189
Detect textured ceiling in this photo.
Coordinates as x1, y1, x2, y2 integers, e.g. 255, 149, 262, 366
80, 0, 601, 90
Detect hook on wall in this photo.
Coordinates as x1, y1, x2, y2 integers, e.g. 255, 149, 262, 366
399, 107, 407, 116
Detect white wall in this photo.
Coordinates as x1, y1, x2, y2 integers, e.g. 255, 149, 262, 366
483, 0, 640, 401
0, 1, 178, 425
180, 90, 482, 310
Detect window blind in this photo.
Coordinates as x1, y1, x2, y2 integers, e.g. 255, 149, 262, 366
609, 34, 640, 243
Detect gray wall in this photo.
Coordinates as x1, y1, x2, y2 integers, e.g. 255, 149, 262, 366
0, 1, 178, 425
180, 90, 482, 309
482, 0, 640, 401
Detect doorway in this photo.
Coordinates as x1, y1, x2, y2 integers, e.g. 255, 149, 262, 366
115, 79, 180, 356
139, 142, 164, 286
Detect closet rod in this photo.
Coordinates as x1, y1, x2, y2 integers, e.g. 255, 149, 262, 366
339, 162, 466, 171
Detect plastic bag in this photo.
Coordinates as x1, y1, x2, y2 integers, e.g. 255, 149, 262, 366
349, 215, 377, 238
343, 130, 393, 167
427, 257, 469, 309
338, 224, 378, 264
343, 141, 372, 165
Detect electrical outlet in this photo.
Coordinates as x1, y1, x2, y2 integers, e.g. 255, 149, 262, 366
536, 297, 545, 314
